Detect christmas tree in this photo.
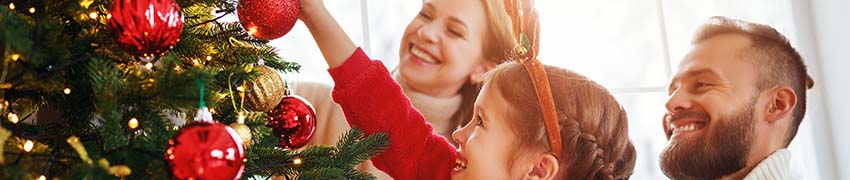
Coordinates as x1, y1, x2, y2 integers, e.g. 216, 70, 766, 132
0, 0, 388, 179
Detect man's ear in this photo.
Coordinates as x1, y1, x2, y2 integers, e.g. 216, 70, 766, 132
469, 61, 497, 84
525, 153, 559, 180
764, 87, 797, 124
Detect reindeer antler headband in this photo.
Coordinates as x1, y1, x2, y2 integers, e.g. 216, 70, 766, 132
508, 0, 562, 159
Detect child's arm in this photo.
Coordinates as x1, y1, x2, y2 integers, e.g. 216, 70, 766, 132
328, 49, 456, 180
299, 0, 356, 68
299, 1, 456, 179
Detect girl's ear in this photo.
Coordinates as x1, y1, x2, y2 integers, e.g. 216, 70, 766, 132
525, 153, 559, 180
470, 61, 497, 84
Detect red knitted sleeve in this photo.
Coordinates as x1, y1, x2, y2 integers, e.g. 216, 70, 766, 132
328, 48, 455, 180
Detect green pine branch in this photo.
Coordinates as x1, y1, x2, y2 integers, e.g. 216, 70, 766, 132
243, 128, 389, 180
0, 0, 390, 179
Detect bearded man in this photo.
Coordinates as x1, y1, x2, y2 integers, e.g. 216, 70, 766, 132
660, 16, 814, 180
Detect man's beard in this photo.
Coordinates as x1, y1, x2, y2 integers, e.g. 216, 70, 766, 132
660, 101, 756, 179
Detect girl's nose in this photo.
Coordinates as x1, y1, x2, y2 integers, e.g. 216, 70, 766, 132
451, 120, 473, 145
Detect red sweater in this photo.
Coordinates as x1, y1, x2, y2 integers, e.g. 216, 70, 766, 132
328, 48, 456, 180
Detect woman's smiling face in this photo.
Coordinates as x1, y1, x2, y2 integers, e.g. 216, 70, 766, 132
398, 0, 492, 97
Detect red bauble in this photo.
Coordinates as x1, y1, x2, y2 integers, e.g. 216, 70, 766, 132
237, 0, 300, 40
166, 122, 245, 180
108, 0, 184, 60
266, 93, 317, 149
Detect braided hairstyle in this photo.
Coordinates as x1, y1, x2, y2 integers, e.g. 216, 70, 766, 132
486, 64, 636, 179
487, 1, 636, 178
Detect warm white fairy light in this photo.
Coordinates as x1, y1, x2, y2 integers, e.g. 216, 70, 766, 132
64, 88, 72, 95
23, 140, 34, 152
28, 7, 35, 14
8, 3, 14, 10
145, 62, 153, 70
37, 175, 46, 180
247, 26, 258, 36
88, 12, 98, 19
292, 158, 303, 165
237, 112, 247, 124
10, 54, 20, 61
128, 118, 139, 131
7, 113, 19, 124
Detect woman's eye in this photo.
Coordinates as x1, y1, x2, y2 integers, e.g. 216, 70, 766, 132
448, 28, 463, 38
694, 82, 711, 90
418, 11, 432, 20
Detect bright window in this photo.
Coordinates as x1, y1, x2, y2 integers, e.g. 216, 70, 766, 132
259, 0, 825, 179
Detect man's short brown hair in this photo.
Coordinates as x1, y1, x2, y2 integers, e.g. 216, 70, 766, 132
692, 16, 814, 146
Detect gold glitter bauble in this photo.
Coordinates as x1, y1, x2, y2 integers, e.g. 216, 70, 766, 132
229, 122, 253, 147
244, 66, 286, 112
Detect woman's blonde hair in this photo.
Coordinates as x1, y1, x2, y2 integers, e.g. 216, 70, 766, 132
451, 0, 529, 136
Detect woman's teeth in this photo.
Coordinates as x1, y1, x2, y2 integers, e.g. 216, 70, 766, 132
411, 47, 437, 64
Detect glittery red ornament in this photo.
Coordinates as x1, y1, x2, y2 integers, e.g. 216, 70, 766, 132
237, 0, 300, 40
108, 0, 184, 61
166, 122, 245, 180
266, 92, 317, 149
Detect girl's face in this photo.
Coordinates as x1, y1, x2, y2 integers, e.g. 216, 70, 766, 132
451, 83, 526, 179
398, 0, 492, 97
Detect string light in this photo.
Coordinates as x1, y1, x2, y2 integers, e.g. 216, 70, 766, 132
145, 62, 153, 70
205, 55, 212, 61
88, 12, 98, 19
28, 7, 35, 14
237, 112, 247, 124
64, 88, 72, 95
292, 158, 303, 165
37, 175, 46, 180
247, 26, 258, 36
106, 13, 111, 19
235, 85, 245, 92
128, 118, 139, 131
23, 140, 34, 152
8, 3, 14, 10
10, 54, 20, 61
192, 59, 201, 66
7, 113, 19, 124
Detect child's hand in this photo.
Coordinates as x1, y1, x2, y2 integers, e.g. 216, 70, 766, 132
299, 0, 326, 22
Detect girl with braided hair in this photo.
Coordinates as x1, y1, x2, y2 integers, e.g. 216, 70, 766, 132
299, 0, 637, 179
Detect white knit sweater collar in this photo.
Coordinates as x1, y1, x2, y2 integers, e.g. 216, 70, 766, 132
742, 149, 795, 180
